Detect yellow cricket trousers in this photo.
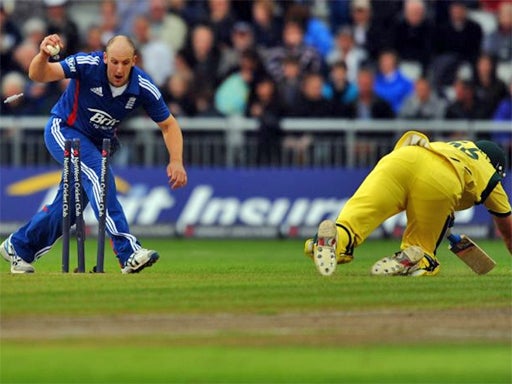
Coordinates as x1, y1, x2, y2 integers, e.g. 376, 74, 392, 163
336, 146, 463, 257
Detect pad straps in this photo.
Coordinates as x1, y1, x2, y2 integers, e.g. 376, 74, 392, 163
336, 223, 355, 256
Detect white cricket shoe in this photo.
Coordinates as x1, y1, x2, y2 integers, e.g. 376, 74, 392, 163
314, 220, 338, 276
0, 236, 35, 274
121, 248, 159, 274
371, 246, 424, 276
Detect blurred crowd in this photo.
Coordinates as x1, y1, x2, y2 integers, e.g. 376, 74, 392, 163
1, 0, 511, 164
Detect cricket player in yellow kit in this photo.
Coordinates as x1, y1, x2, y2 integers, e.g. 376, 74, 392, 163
305, 131, 512, 276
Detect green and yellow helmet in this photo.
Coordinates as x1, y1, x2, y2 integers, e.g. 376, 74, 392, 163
475, 140, 507, 178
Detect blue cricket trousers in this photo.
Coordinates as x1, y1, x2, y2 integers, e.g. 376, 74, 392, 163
10, 116, 141, 265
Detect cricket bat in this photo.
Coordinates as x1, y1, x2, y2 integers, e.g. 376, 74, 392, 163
447, 232, 496, 275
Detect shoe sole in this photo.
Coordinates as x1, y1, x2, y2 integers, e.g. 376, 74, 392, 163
130, 252, 160, 274
409, 268, 440, 277
371, 257, 406, 276
314, 220, 337, 276
371, 247, 426, 276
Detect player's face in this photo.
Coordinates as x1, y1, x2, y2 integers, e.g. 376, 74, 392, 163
103, 48, 136, 87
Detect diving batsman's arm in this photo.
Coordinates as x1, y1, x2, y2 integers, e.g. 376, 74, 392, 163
482, 179, 512, 254
28, 34, 65, 82
493, 215, 512, 254
157, 115, 187, 190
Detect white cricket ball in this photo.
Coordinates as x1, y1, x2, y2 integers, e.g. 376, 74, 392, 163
46, 44, 60, 57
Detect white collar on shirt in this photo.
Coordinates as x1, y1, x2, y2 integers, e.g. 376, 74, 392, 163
109, 83, 128, 98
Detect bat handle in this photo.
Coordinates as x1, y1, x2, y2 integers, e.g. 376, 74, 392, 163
447, 233, 462, 244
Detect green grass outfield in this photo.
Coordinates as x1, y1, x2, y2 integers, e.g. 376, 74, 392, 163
1, 238, 511, 384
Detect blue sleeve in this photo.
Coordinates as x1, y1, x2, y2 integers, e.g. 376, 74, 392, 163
133, 69, 171, 122
59, 51, 102, 79
141, 86, 171, 123
59, 55, 79, 79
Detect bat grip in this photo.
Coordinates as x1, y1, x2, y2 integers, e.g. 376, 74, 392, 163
447, 233, 462, 244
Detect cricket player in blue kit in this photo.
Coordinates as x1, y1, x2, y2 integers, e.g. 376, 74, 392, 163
1, 34, 187, 273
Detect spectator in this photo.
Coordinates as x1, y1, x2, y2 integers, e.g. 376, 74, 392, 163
23, 82, 55, 116
218, 21, 256, 80
215, 49, 262, 166
132, 15, 174, 88
277, 55, 303, 116
445, 79, 487, 120
148, 0, 188, 53
174, 49, 194, 83
479, 0, 505, 13
328, 0, 352, 33
99, 0, 119, 46
393, 0, 433, 72
344, 67, 395, 165
82, 25, 104, 53
0, 71, 31, 163
494, 81, 512, 121
324, 61, 358, 106
12, 42, 38, 74
287, 72, 335, 117
162, 73, 195, 117
370, 0, 404, 34
21, 18, 47, 49
215, 50, 260, 116
474, 53, 508, 119
399, 77, 446, 119
350, 0, 389, 60
251, 0, 282, 49
374, 50, 414, 113
326, 25, 367, 83
168, 0, 207, 26
194, 88, 222, 117
0, 5, 23, 75
246, 76, 283, 166
492, 80, 512, 154
44, 0, 80, 55
432, 0, 483, 89
483, 2, 512, 64
182, 23, 221, 93
344, 68, 395, 119
285, 4, 334, 59
18, 17, 58, 116
264, 19, 322, 82
116, 0, 148, 36
207, 0, 237, 51
282, 72, 334, 165
0, 71, 27, 116
430, 0, 480, 29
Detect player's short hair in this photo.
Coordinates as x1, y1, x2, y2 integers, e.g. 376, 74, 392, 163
105, 35, 137, 56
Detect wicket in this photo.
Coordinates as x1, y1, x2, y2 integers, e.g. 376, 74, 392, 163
95, 138, 111, 273
61, 140, 71, 272
61, 138, 111, 273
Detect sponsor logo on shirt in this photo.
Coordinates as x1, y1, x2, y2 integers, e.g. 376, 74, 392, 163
66, 57, 76, 72
125, 97, 136, 109
90, 87, 103, 97
87, 108, 120, 129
